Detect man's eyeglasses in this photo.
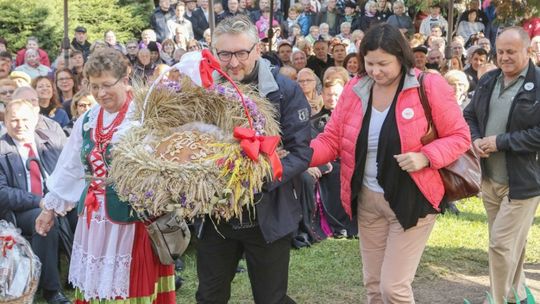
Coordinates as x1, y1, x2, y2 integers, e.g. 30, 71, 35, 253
89, 77, 122, 92
216, 44, 257, 62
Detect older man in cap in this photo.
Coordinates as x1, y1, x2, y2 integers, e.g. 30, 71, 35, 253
71, 26, 91, 60
464, 26, 540, 304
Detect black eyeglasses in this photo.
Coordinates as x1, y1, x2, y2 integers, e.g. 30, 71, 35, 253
216, 44, 256, 62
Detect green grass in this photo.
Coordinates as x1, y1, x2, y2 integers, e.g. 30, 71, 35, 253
34, 197, 540, 303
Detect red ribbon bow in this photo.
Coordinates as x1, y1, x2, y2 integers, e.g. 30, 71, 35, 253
0, 235, 16, 257
84, 184, 102, 228
200, 49, 222, 88
233, 127, 283, 181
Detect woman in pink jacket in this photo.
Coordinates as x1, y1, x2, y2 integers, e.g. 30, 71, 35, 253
310, 23, 471, 303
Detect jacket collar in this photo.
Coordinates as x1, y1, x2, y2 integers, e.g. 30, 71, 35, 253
256, 58, 279, 97
352, 69, 419, 115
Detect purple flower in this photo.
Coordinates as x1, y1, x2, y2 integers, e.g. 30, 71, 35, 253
144, 190, 154, 199
180, 193, 187, 207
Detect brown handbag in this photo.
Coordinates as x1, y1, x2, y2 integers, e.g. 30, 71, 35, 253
417, 72, 481, 201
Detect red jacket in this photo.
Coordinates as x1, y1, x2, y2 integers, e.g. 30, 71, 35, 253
15, 48, 51, 67
310, 70, 471, 217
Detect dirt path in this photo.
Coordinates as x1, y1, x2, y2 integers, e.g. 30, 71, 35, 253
413, 263, 540, 304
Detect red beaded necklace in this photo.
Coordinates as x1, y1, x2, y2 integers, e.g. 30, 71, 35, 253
94, 96, 131, 153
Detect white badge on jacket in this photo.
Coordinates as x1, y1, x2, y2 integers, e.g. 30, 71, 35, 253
402, 108, 414, 120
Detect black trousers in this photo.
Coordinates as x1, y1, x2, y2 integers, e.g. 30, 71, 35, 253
15, 208, 77, 291
196, 221, 295, 304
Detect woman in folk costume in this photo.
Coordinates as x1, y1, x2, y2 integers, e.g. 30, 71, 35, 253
34, 49, 176, 303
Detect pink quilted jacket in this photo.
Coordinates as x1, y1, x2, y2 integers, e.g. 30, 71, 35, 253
310, 69, 471, 217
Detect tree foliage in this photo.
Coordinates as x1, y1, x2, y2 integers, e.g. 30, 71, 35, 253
0, 0, 153, 58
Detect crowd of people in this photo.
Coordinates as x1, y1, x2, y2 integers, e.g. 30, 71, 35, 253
0, 0, 539, 303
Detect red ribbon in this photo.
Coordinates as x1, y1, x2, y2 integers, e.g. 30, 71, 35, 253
84, 185, 101, 228
200, 49, 221, 88
233, 127, 283, 181
0, 235, 16, 257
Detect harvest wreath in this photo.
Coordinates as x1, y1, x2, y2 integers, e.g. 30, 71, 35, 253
109, 50, 281, 221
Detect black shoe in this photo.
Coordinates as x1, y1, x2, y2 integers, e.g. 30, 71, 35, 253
43, 290, 71, 304
175, 258, 185, 272
447, 201, 460, 215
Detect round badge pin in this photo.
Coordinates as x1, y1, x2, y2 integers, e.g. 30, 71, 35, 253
524, 82, 534, 91
402, 108, 414, 120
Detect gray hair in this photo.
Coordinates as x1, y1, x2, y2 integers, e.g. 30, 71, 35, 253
498, 26, 531, 49
212, 15, 259, 47
24, 49, 38, 58
341, 22, 352, 31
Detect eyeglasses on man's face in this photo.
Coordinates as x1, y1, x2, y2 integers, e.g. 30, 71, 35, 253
89, 77, 123, 93
216, 44, 257, 62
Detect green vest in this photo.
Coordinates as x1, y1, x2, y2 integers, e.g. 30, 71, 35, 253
76, 112, 139, 223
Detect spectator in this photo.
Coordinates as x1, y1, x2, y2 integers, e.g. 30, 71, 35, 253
279, 65, 297, 80
90, 40, 108, 54
297, 68, 323, 113
226, 0, 244, 17
150, 0, 176, 42
291, 49, 307, 71
310, 23, 470, 304
238, 0, 247, 14
147, 42, 163, 65
255, 6, 280, 39
14, 49, 51, 80
66, 89, 97, 132
343, 1, 360, 31
316, 0, 341, 36
305, 25, 320, 45
0, 79, 17, 116
444, 70, 470, 109
104, 30, 127, 54
386, 0, 414, 36
464, 47, 488, 93
451, 39, 466, 66
168, 1, 194, 40
322, 66, 349, 84
429, 24, 444, 38
307, 39, 334, 79
359, 1, 382, 32
186, 39, 201, 52
160, 39, 176, 65
55, 68, 78, 119
336, 22, 352, 40
132, 48, 156, 84
343, 52, 359, 76
426, 48, 444, 71
0, 51, 12, 80
0, 37, 7, 52
532, 35, 540, 66
139, 29, 159, 49
457, 10, 485, 43
172, 26, 189, 51
201, 29, 212, 49
277, 41, 293, 66
125, 39, 139, 65
214, 2, 228, 24
191, 0, 210, 41
477, 37, 492, 55
419, 4, 448, 38
15, 37, 51, 67
463, 27, 540, 304
71, 26, 91, 61
284, 4, 302, 39
375, 0, 392, 21
0, 99, 73, 304
331, 40, 347, 67
412, 45, 428, 71
457, 0, 488, 27
430, 37, 446, 55
32, 76, 70, 128
348, 29, 364, 53
70, 50, 85, 81
184, 0, 198, 20
298, 0, 317, 36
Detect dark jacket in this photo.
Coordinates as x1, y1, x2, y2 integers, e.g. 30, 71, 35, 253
191, 8, 210, 41
463, 62, 540, 200
316, 8, 343, 36
254, 59, 313, 242
150, 7, 176, 42
0, 130, 66, 219
307, 55, 335, 80
71, 39, 91, 61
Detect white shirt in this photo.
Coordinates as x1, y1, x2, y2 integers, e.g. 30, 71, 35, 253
13, 139, 43, 193
363, 106, 390, 193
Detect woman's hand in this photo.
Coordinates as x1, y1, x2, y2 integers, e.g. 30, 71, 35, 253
394, 152, 430, 173
306, 167, 322, 179
35, 210, 55, 237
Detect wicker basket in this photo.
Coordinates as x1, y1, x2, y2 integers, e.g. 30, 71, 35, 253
0, 238, 40, 304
